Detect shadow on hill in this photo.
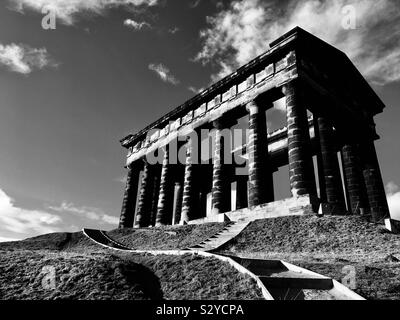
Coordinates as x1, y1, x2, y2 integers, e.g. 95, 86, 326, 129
117, 259, 164, 300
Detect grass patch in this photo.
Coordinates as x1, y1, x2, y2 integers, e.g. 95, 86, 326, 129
0, 222, 263, 300
0, 250, 263, 300
106, 222, 230, 250
217, 215, 400, 263
0, 250, 157, 300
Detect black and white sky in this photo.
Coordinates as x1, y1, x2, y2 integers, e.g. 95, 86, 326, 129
1, 0, 400, 241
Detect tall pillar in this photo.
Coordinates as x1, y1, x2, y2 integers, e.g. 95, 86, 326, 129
172, 180, 183, 225
211, 119, 231, 215
149, 166, 161, 226
155, 146, 174, 227
341, 144, 368, 214
313, 117, 327, 203
283, 81, 317, 198
360, 140, 390, 222
119, 163, 140, 228
315, 116, 346, 215
246, 100, 274, 207
180, 137, 196, 224
135, 160, 152, 228
236, 176, 248, 210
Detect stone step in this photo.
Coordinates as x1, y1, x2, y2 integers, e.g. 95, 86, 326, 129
189, 244, 205, 249
238, 259, 287, 272
259, 272, 333, 290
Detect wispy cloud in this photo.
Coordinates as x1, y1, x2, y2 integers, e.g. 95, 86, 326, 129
148, 63, 180, 85
9, 0, 159, 25
0, 187, 119, 242
115, 175, 128, 184
195, 0, 400, 85
48, 202, 119, 226
189, 0, 201, 9
123, 18, 151, 30
0, 43, 56, 74
168, 27, 180, 34
187, 86, 204, 94
0, 188, 62, 241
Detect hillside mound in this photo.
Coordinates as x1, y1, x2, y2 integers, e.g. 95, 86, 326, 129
217, 215, 400, 262
0, 222, 263, 300
216, 215, 400, 300
0, 222, 228, 252
0, 249, 262, 300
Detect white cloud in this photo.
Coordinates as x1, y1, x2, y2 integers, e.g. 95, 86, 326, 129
0, 43, 55, 74
123, 18, 151, 30
148, 63, 180, 85
0, 236, 19, 243
187, 86, 204, 94
0, 187, 119, 241
9, 0, 159, 25
386, 182, 400, 220
48, 202, 119, 226
195, 0, 400, 85
0, 188, 62, 240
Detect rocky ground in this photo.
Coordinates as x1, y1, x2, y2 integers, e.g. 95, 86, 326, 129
216, 215, 400, 300
0, 224, 262, 300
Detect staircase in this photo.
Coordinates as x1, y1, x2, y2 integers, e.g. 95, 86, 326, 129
225, 256, 363, 300
185, 220, 250, 252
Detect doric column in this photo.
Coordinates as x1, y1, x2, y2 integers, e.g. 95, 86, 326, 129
283, 81, 317, 197
246, 100, 274, 207
119, 163, 140, 228
360, 141, 390, 222
313, 117, 327, 203
180, 137, 196, 224
341, 144, 368, 214
134, 160, 152, 228
172, 180, 183, 225
236, 176, 248, 210
211, 119, 231, 215
155, 145, 174, 226
149, 166, 161, 226
315, 116, 346, 214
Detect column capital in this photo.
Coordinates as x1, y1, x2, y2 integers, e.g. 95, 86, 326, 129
127, 160, 141, 171
246, 100, 259, 114
212, 117, 236, 130
246, 99, 273, 115
282, 79, 300, 95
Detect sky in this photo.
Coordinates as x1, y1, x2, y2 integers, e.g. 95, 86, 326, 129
0, 0, 400, 242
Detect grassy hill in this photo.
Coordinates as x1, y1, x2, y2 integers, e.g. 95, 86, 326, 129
0, 223, 262, 300
1, 214, 400, 300
215, 215, 400, 300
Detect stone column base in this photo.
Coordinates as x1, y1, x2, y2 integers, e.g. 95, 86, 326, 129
385, 219, 400, 233
320, 203, 346, 215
